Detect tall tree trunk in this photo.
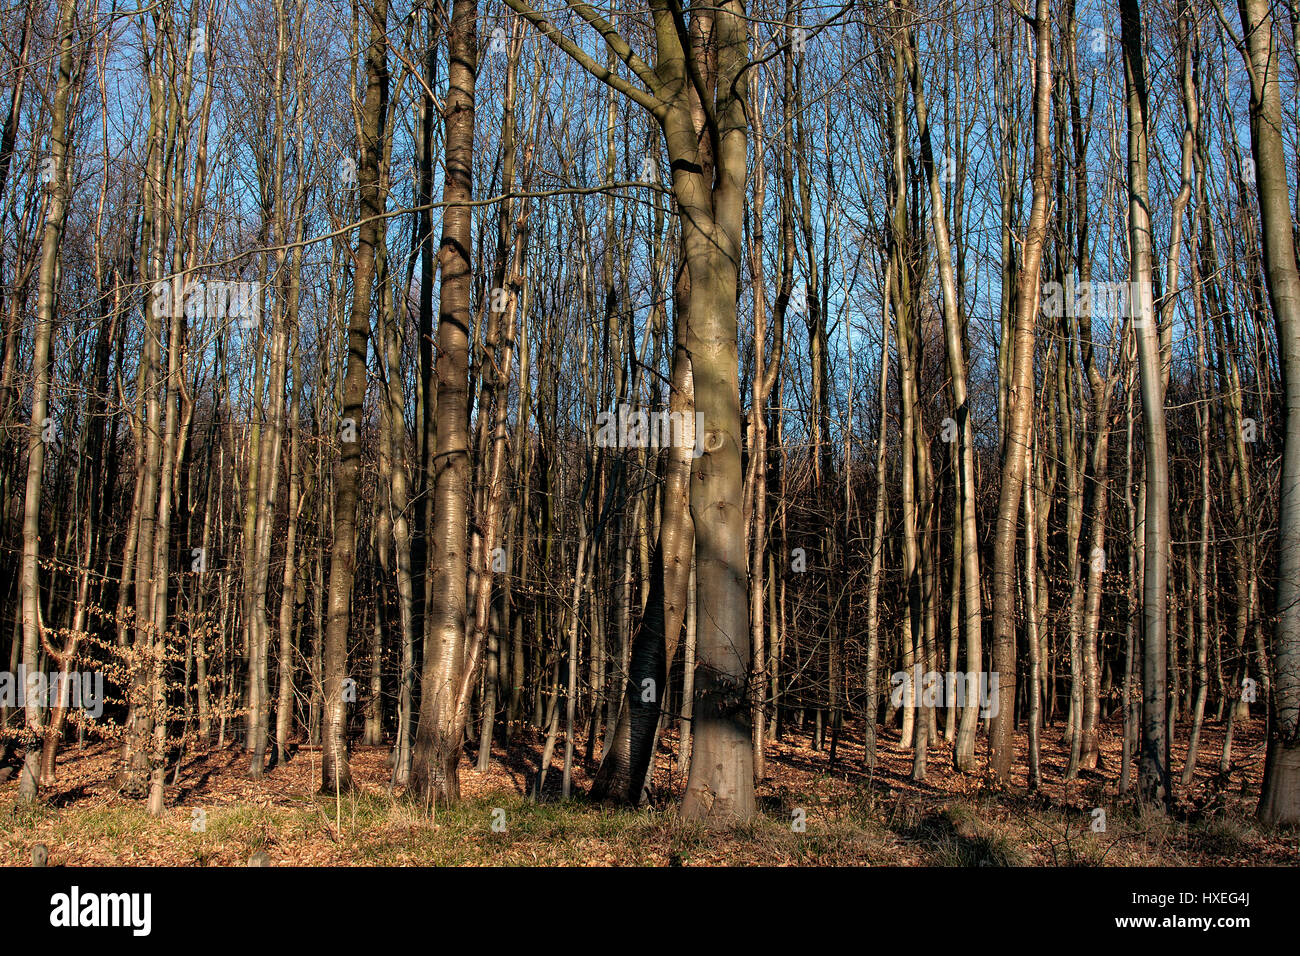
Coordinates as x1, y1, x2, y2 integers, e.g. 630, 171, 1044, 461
989, 0, 1051, 782
1120, 0, 1171, 809
320, 0, 389, 794
411, 0, 476, 806
1237, 0, 1300, 825
674, 2, 756, 824
902, 1, 982, 772
17, 0, 77, 804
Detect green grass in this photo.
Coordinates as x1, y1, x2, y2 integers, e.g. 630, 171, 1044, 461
2, 783, 1294, 866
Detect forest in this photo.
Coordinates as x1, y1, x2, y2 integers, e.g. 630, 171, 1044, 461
1, 0, 1299, 870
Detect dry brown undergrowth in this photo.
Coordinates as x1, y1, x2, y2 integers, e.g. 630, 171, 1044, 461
2, 715, 1294, 866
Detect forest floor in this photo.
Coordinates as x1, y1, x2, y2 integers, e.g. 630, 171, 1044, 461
2, 712, 1296, 866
